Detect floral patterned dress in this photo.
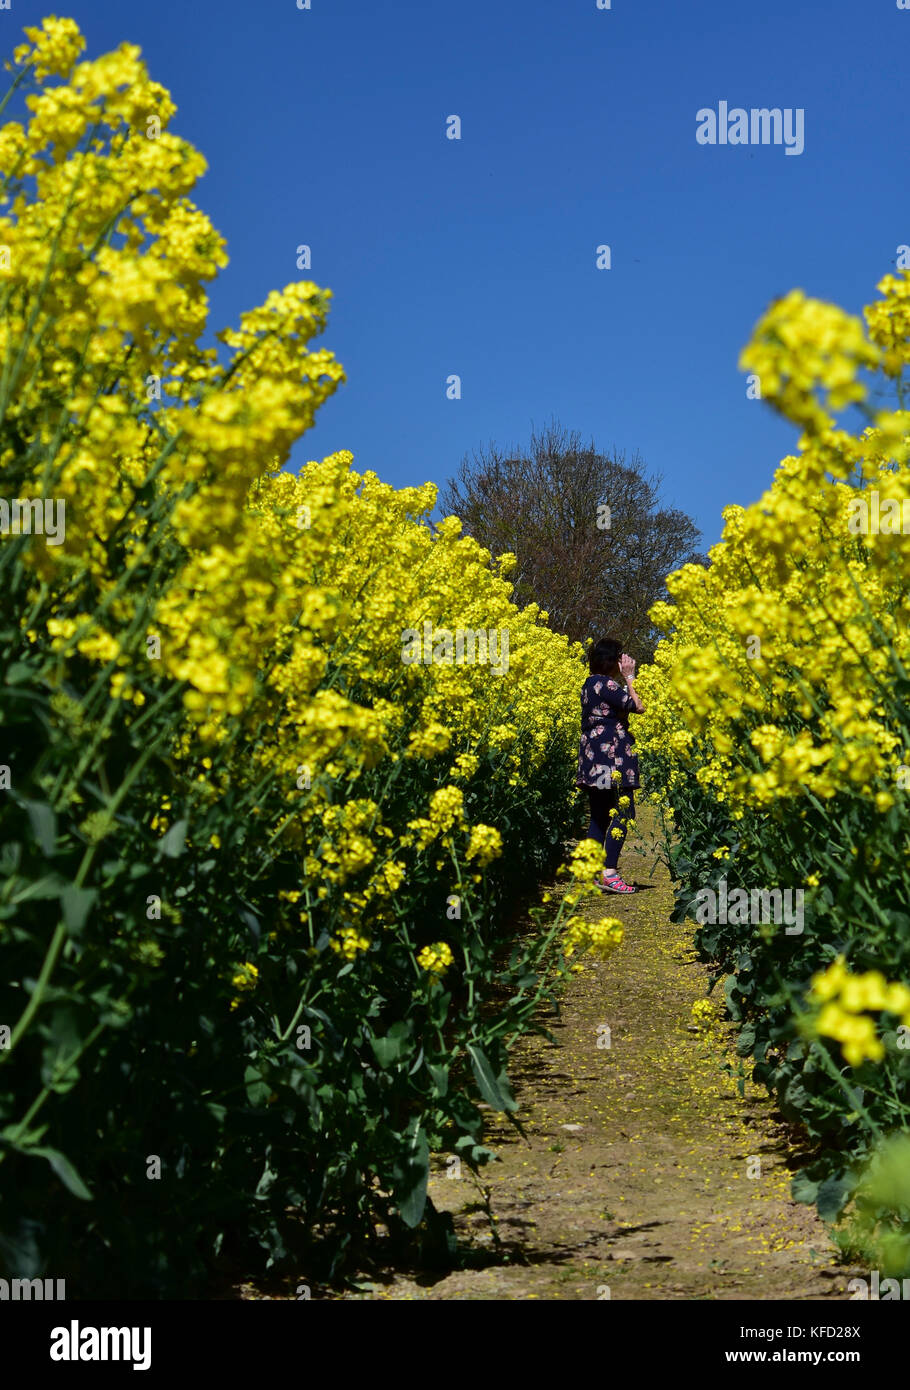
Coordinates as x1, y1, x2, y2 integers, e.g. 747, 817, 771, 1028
576, 675, 640, 791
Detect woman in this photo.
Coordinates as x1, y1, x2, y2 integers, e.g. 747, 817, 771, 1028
576, 637, 644, 893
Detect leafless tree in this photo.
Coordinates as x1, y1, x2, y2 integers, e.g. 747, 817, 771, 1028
440, 420, 704, 660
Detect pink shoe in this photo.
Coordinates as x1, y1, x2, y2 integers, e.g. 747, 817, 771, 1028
599, 873, 636, 894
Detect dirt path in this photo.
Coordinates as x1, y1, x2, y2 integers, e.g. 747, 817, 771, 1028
332, 807, 857, 1301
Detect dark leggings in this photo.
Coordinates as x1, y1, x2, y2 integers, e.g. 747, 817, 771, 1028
586, 786, 635, 871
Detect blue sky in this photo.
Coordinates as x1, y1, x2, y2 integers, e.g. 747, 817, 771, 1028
11, 0, 910, 547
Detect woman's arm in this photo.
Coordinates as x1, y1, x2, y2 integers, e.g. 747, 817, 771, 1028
620, 653, 644, 713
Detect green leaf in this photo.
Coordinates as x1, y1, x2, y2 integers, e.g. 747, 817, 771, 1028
61, 884, 97, 936
736, 1024, 756, 1056
22, 800, 57, 856
255, 1159, 278, 1197
467, 1043, 517, 1112
370, 1020, 412, 1068
41, 1007, 83, 1092
31, 1146, 93, 1201
0, 840, 22, 874
11, 872, 67, 902
816, 1174, 852, 1221
791, 1170, 819, 1206
427, 1063, 449, 1097
783, 1077, 810, 1113
0, 1216, 43, 1276
244, 1064, 271, 1107
0, 1124, 49, 1147
157, 819, 188, 859
5, 662, 34, 686
396, 1126, 429, 1228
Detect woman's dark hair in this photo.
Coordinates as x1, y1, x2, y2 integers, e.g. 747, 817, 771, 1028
589, 637, 622, 676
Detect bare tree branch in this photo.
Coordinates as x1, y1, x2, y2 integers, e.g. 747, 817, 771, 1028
440, 418, 705, 660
